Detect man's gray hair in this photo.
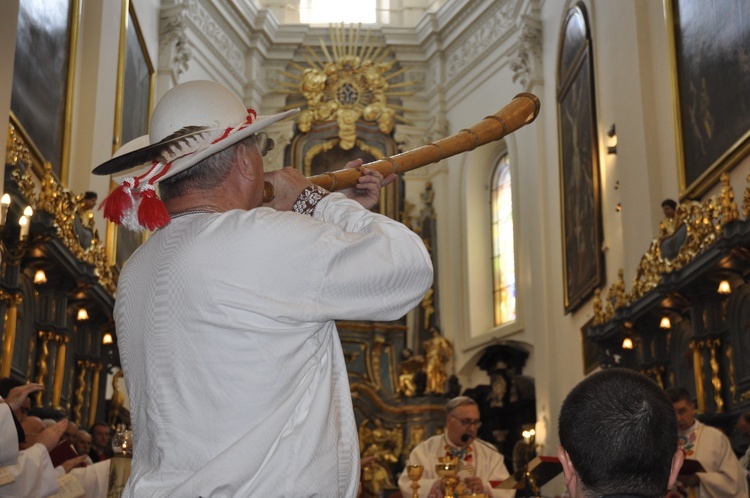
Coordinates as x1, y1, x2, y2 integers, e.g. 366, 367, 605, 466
446, 396, 478, 414
158, 136, 256, 202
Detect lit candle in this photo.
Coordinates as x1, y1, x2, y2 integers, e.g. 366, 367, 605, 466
18, 215, 29, 241
0, 194, 9, 226
23, 206, 33, 218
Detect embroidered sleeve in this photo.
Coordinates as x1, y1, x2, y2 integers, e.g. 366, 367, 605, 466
293, 185, 330, 216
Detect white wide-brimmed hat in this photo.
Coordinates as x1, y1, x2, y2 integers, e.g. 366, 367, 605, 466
93, 80, 298, 231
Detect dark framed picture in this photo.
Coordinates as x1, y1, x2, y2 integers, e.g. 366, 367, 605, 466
10, 0, 80, 180
107, 0, 154, 268
580, 318, 600, 375
666, 0, 750, 200
557, 3, 604, 313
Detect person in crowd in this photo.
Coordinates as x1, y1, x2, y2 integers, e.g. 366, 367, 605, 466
76, 430, 95, 466
81, 191, 98, 211
558, 369, 683, 498
88, 422, 112, 462
398, 396, 513, 497
92, 80, 433, 497
0, 383, 71, 497
660, 198, 678, 236
61, 420, 78, 447
665, 387, 747, 496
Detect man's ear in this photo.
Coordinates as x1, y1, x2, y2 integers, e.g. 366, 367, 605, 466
667, 449, 685, 490
557, 446, 578, 496
233, 143, 259, 181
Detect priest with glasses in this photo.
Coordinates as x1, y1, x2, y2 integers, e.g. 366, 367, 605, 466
398, 396, 514, 497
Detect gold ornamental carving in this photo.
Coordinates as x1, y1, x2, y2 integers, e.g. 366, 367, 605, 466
398, 349, 424, 398
423, 328, 453, 395
34, 331, 55, 407
708, 339, 723, 413
51, 334, 70, 410
599, 174, 744, 311
0, 290, 23, 377
278, 23, 415, 149
359, 419, 403, 496
6, 123, 117, 295
726, 345, 736, 403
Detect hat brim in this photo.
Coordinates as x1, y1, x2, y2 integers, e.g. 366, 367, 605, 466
96, 108, 299, 184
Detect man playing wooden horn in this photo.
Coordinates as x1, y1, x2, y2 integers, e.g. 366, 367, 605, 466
93, 80, 433, 497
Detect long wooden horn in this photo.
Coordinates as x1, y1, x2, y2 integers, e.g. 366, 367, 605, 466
263, 92, 540, 202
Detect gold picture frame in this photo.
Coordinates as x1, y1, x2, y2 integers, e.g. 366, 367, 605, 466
10, 0, 81, 182
106, 0, 155, 267
666, 0, 750, 200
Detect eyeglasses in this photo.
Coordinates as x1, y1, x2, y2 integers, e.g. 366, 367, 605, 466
255, 132, 275, 157
450, 415, 482, 428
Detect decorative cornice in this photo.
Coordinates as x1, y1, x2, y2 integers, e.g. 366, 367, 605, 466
443, 0, 522, 84
159, 2, 192, 77
510, 11, 542, 88
185, 1, 245, 82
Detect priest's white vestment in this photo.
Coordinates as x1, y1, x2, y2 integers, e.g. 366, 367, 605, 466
679, 420, 748, 497
0, 404, 17, 467
398, 434, 515, 498
116, 194, 433, 497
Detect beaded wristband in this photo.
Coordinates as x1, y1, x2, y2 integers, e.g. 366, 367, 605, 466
292, 185, 330, 216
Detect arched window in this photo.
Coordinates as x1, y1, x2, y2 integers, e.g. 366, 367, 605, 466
491, 153, 516, 326
300, 0, 376, 24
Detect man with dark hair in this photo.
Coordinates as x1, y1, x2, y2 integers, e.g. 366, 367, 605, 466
660, 198, 678, 236
558, 369, 683, 497
81, 191, 98, 211
88, 422, 112, 462
398, 396, 513, 497
661, 198, 677, 216
665, 387, 747, 496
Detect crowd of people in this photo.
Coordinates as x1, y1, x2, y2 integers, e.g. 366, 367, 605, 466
2, 373, 749, 498
0, 381, 113, 497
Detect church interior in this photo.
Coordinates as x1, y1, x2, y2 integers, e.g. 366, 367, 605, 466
1, 0, 749, 495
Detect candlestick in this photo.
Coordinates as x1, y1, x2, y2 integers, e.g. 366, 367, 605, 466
0, 194, 9, 226
0, 194, 10, 226
18, 215, 29, 241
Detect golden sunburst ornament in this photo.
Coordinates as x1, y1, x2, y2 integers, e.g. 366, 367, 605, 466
277, 23, 416, 150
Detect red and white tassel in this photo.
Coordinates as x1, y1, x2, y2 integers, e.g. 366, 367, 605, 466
137, 185, 171, 231
101, 178, 135, 224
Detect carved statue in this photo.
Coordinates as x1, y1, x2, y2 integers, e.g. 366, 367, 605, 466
108, 370, 125, 428
592, 288, 603, 325
359, 419, 403, 497
398, 348, 424, 397
719, 172, 739, 224
607, 269, 628, 311
421, 287, 435, 330
423, 327, 453, 395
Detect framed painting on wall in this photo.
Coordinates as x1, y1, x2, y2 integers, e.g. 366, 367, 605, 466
10, 0, 81, 180
666, 0, 750, 200
107, 0, 155, 268
580, 318, 600, 375
557, 3, 604, 313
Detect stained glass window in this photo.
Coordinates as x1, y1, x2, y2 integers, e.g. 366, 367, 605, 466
491, 154, 516, 326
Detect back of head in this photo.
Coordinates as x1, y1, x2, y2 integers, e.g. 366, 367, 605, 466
558, 368, 677, 497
